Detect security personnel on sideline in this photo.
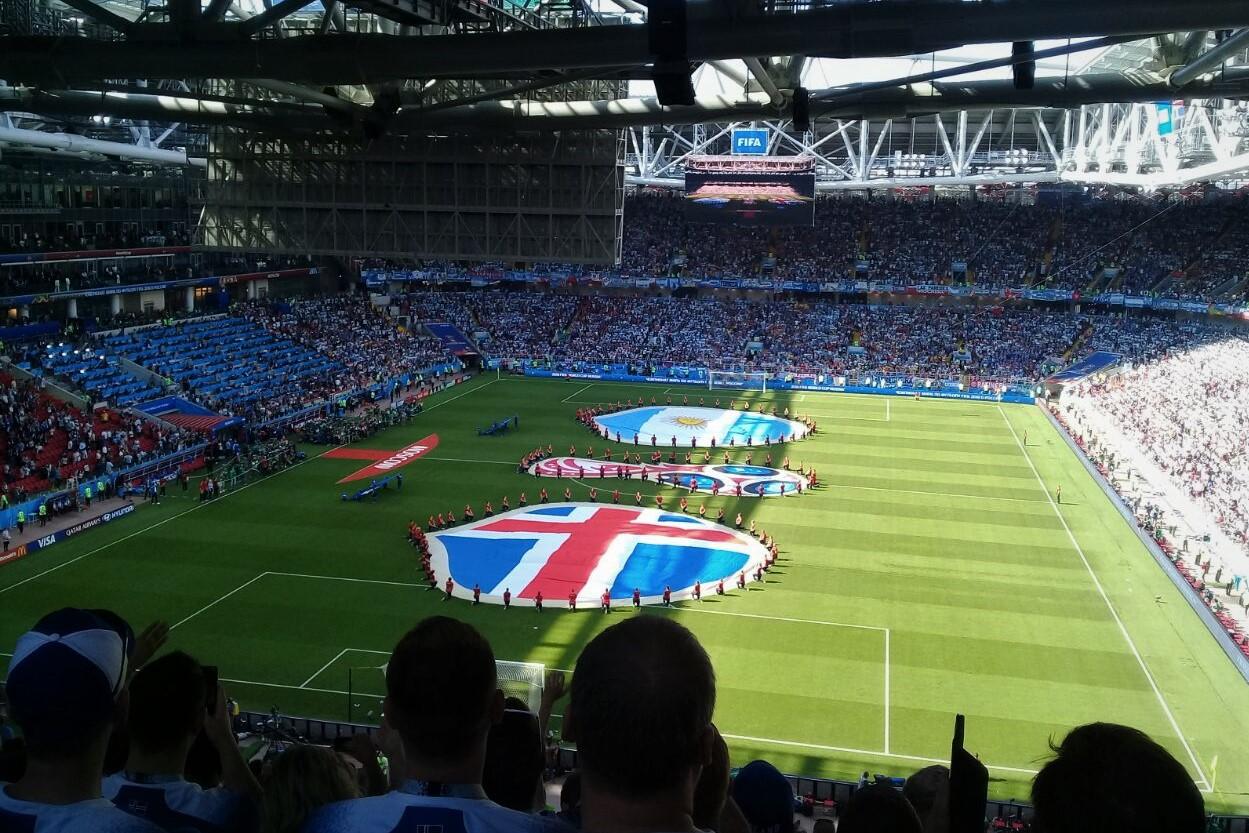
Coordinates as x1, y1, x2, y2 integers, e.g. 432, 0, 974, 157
38, 502, 47, 526
16, 509, 25, 535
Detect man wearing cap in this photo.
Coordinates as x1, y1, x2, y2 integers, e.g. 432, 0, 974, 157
304, 616, 566, 833
0, 608, 164, 832
104, 651, 261, 832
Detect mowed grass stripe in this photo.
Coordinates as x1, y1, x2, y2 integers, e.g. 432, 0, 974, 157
4, 379, 1249, 808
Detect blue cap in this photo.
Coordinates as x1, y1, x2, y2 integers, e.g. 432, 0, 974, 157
732, 759, 796, 833
5, 608, 135, 745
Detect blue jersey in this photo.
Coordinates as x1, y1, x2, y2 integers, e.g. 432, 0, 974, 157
103, 773, 251, 833
304, 783, 570, 833
0, 785, 163, 833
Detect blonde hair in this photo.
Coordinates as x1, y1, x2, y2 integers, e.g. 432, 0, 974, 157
261, 744, 361, 833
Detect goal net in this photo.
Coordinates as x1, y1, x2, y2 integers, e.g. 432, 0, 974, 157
348, 658, 545, 722
496, 659, 546, 714
708, 370, 768, 392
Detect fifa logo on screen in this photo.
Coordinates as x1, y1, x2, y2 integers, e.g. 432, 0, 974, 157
731, 129, 768, 155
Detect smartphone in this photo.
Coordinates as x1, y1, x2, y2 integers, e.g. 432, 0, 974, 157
948, 714, 988, 833
203, 665, 219, 714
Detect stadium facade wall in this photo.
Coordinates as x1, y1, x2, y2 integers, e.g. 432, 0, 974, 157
198, 131, 625, 264
1042, 407, 1249, 683
522, 367, 1036, 404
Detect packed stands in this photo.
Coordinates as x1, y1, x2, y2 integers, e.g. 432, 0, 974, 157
1067, 335, 1249, 557
0, 374, 194, 500
616, 191, 1249, 300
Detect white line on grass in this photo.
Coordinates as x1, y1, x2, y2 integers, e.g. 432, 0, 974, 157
170, 572, 270, 630
0, 377, 498, 597
560, 383, 594, 403
0, 445, 347, 597
884, 628, 891, 754
423, 377, 498, 412
824, 481, 1040, 505
718, 732, 1040, 776
663, 603, 887, 633
267, 571, 422, 588
886, 400, 891, 422
997, 405, 1211, 790
426, 456, 518, 466
222, 669, 1040, 775
300, 648, 350, 688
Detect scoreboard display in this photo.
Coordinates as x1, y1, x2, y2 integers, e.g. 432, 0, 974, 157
683, 155, 815, 227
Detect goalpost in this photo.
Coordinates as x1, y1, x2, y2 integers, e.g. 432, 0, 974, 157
348, 659, 545, 722
495, 659, 546, 714
707, 370, 768, 392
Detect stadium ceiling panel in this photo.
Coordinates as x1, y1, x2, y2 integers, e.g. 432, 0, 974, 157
1, 0, 1249, 186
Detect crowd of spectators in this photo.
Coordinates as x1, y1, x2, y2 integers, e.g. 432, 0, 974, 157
1068, 334, 1249, 558
398, 289, 1238, 383
0, 374, 195, 501
242, 297, 452, 387
0, 608, 1209, 833
617, 192, 1249, 300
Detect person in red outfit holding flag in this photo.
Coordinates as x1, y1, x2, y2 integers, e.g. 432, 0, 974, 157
444, 577, 454, 600
693, 580, 702, 601
662, 585, 672, 606
472, 583, 481, 605
568, 589, 577, 611
601, 589, 611, 614
503, 588, 512, 610
534, 591, 544, 612
632, 587, 641, 609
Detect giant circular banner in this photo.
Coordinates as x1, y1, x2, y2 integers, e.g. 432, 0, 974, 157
426, 503, 770, 607
592, 406, 807, 448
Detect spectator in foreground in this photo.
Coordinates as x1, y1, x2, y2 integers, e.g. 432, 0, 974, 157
836, 782, 921, 833
104, 651, 262, 832
0, 608, 161, 832
482, 698, 546, 813
730, 759, 796, 833
1031, 722, 1204, 833
303, 616, 565, 832
262, 745, 360, 833
902, 764, 948, 831
565, 615, 746, 833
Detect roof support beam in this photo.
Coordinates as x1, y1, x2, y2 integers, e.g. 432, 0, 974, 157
53, 0, 133, 33
0, 125, 205, 167
238, 0, 320, 35
1170, 28, 1249, 86
743, 57, 784, 107
5, 0, 1249, 83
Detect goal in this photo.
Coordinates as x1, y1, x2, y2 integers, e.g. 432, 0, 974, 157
347, 658, 545, 722
708, 370, 768, 392
495, 659, 546, 714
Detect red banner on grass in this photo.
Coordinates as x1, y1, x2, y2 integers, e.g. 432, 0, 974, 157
331, 434, 440, 483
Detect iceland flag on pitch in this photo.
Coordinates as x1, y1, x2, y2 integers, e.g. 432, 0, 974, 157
426, 504, 768, 606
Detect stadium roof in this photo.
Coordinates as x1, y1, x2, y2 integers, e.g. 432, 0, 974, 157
1, 0, 1248, 184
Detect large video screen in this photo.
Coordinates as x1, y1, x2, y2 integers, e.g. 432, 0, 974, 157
683, 171, 816, 226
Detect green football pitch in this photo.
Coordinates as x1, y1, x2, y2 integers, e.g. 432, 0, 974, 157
3, 374, 1249, 811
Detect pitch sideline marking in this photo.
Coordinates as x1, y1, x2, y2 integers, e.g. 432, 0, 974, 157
300, 648, 351, 688
0, 378, 499, 597
0, 445, 347, 597
997, 406, 1211, 790
560, 383, 595, 403
886, 400, 891, 422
